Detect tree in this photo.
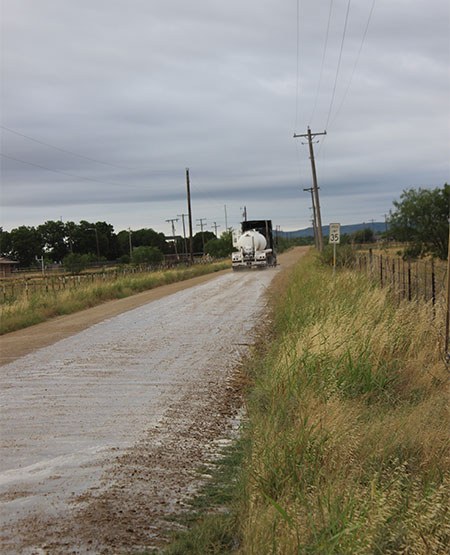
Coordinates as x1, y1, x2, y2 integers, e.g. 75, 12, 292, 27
389, 185, 449, 259
131, 246, 163, 265
38, 220, 69, 262
193, 231, 215, 254
352, 228, 375, 244
117, 228, 170, 257
204, 231, 234, 258
9, 226, 43, 267
63, 253, 93, 274
0, 228, 12, 257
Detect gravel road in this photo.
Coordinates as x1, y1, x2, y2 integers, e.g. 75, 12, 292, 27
0, 252, 303, 554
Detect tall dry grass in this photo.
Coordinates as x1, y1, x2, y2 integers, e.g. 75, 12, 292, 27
0, 262, 229, 334
239, 252, 449, 554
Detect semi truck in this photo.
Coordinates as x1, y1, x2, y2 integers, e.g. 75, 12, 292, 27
231, 219, 277, 270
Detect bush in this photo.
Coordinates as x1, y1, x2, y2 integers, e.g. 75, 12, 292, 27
320, 244, 356, 267
131, 246, 163, 265
63, 253, 94, 274
204, 232, 234, 259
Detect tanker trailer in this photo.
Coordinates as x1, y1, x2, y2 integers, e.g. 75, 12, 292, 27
231, 219, 277, 270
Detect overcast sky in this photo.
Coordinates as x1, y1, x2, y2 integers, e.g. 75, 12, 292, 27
1, 0, 449, 236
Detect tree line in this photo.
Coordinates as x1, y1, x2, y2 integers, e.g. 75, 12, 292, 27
1, 184, 448, 268
0, 220, 226, 268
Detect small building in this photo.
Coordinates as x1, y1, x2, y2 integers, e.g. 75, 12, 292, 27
0, 257, 19, 277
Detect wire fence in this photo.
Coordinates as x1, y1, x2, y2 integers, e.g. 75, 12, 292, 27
354, 251, 447, 304
0, 256, 218, 304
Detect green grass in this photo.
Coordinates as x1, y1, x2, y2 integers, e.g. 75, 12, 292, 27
160, 251, 449, 554
239, 252, 449, 554
0, 262, 229, 334
160, 440, 245, 555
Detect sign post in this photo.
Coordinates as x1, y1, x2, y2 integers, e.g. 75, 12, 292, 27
329, 223, 341, 274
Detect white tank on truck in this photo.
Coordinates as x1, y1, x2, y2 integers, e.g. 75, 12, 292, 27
232, 219, 277, 270
236, 230, 267, 253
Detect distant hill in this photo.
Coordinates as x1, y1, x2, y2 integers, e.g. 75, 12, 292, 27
279, 222, 386, 239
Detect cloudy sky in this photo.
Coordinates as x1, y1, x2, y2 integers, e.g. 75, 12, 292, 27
1, 0, 449, 236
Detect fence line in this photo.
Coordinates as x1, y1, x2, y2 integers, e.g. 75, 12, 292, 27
0, 258, 216, 304
354, 252, 446, 304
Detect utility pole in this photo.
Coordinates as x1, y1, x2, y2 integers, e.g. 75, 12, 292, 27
128, 228, 133, 259
166, 218, 179, 258
196, 218, 207, 253
224, 205, 228, 231
294, 127, 326, 251
211, 222, 220, 237
177, 213, 189, 256
89, 226, 100, 262
304, 187, 319, 250
186, 168, 194, 263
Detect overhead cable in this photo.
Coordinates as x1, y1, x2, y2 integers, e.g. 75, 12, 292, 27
295, 0, 302, 129
0, 125, 132, 171
324, 0, 352, 131
309, 0, 334, 127
330, 0, 376, 128
0, 151, 135, 188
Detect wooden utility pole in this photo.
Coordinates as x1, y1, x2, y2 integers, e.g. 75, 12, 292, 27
186, 168, 194, 263
128, 228, 133, 258
294, 127, 326, 251
177, 213, 188, 256
166, 218, 179, 258
224, 205, 228, 231
304, 187, 319, 250
211, 222, 220, 237
196, 218, 207, 252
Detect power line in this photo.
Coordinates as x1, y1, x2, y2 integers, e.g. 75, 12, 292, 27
0, 125, 179, 176
0, 125, 131, 171
295, 0, 302, 129
309, 0, 334, 126
324, 0, 352, 131
0, 151, 132, 188
329, 0, 376, 128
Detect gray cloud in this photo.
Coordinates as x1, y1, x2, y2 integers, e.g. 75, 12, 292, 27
1, 0, 449, 235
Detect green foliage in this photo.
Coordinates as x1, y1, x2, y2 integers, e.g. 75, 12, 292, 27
163, 441, 244, 554
1, 220, 174, 266
131, 246, 163, 265
204, 231, 234, 258
389, 184, 449, 259
320, 244, 356, 267
63, 253, 94, 274
238, 254, 448, 554
9, 226, 43, 266
118, 254, 130, 264
38, 220, 69, 262
276, 235, 314, 253
117, 227, 169, 256
351, 227, 375, 244
193, 231, 216, 254
0, 227, 12, 257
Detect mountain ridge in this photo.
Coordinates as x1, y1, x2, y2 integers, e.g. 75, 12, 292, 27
278, 221, 386, 238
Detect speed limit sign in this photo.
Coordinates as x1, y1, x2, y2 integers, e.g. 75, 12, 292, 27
329, 223, 341, 244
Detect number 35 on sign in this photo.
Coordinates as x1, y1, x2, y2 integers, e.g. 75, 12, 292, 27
329, 223, 341, 244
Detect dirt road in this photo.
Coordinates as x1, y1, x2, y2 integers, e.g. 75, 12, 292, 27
0, 248, 305, 554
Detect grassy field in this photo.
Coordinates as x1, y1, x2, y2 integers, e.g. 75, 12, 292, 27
0, 261, 229, 335
164, 251, 449, 554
